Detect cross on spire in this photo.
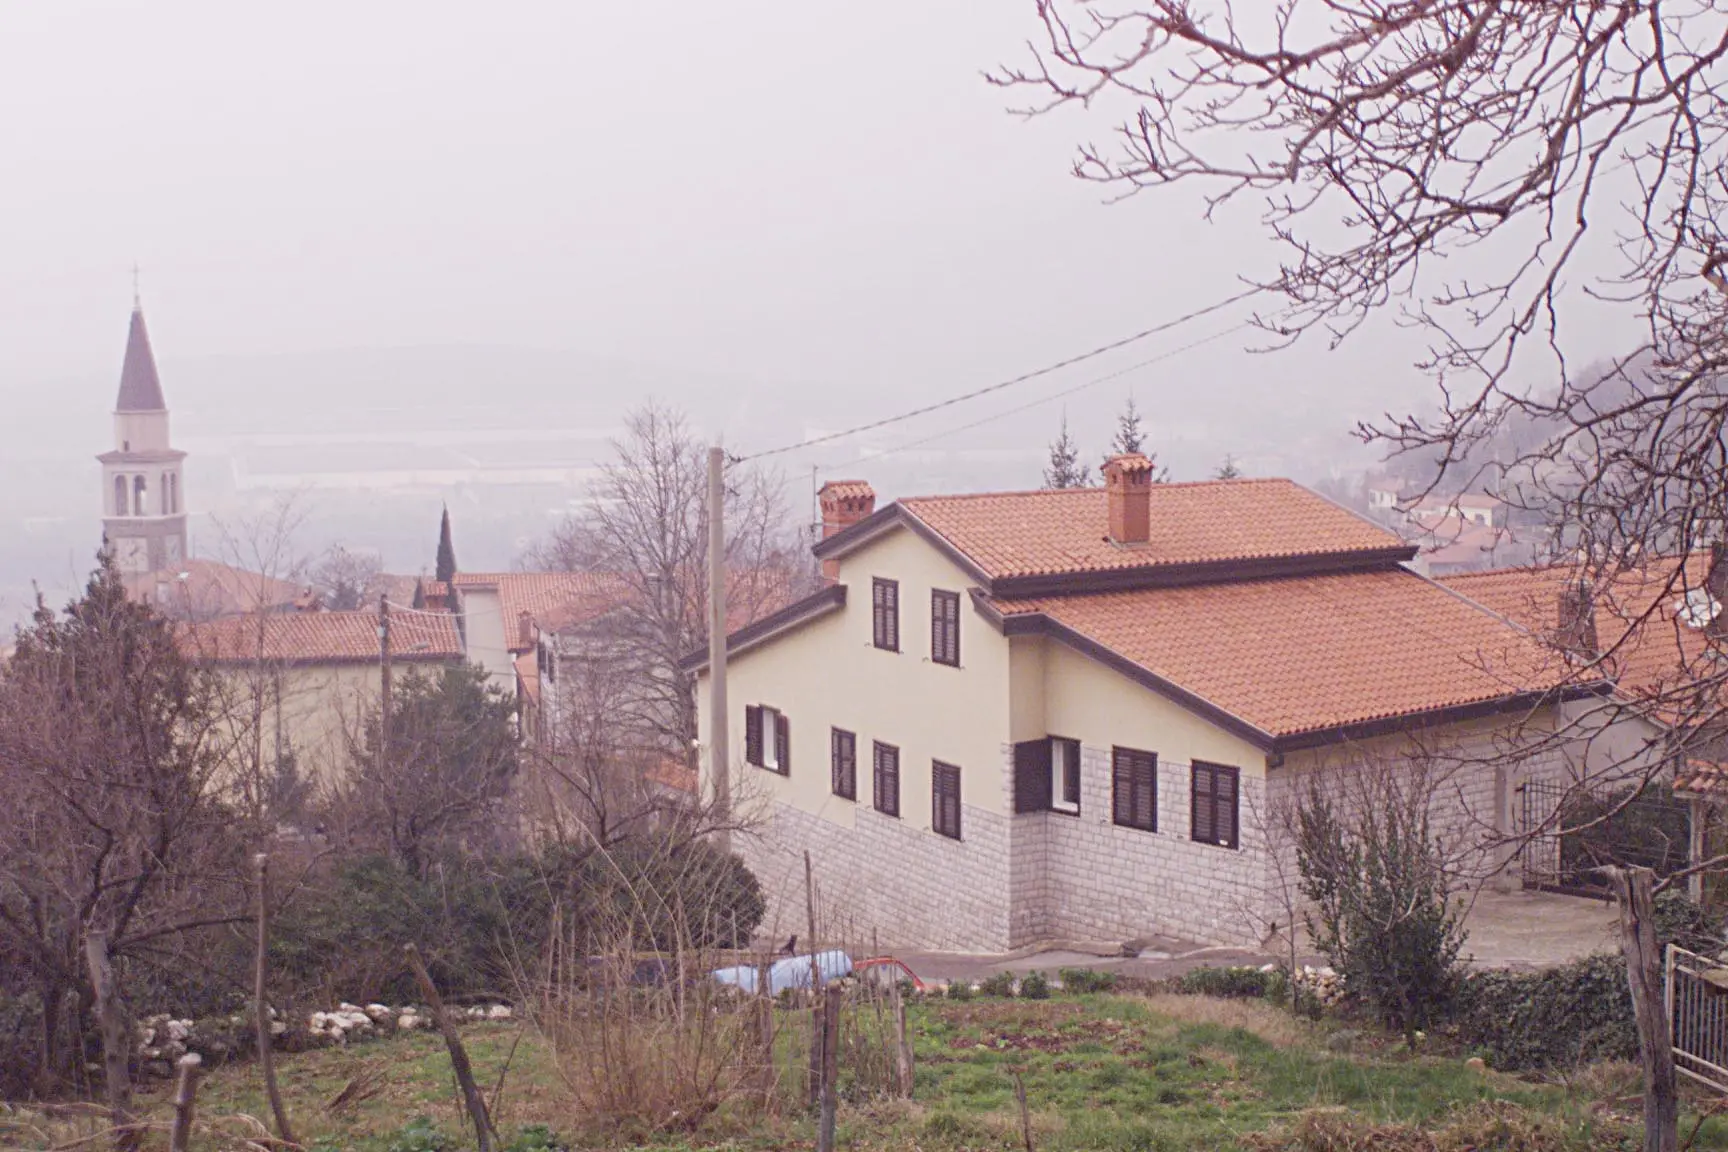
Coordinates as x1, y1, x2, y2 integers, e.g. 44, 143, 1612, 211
131, 262, 141, 310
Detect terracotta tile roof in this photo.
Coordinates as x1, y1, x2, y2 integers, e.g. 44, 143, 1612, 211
180, 609, 463, 665
897, 479, 1406, 584
821, 480, 875, 502
1674, 759, 1728, 795
1443, 553, 1723, 720
989, 567, 1579, 744
125, 559, 307, 620
452, 572, 626, 650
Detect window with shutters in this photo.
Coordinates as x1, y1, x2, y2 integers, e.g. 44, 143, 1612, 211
932, 761, 962, 839
831, 728, 857, 800
872, 741, 900, 817
931, 589, 960, 666
1050, 737, 1081, 814
743, 705, 788, 775
872, 577, 900, 651
1012, 739, 1053, 814
1191, 761, 1240, 849
1111, 747, 1157, 832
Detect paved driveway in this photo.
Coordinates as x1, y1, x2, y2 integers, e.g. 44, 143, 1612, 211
870, 888, 1620, 987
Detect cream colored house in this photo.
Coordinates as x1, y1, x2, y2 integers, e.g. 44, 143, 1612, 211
691, 458, 1625, 953
181, 608, 465, 793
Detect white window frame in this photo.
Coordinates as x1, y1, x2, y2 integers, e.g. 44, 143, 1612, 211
760, 706, 782, 771
1051, 737, 1080, 814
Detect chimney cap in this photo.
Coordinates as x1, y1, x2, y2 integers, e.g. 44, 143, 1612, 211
1103, 453, 1155, 478
819, 479, 875, 503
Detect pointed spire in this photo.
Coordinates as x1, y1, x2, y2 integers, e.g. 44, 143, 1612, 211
115, 302, 167, 413
435, 504, 458, 584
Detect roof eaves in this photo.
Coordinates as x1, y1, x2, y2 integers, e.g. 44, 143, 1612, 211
681, 583, 847, 674
990, 546, 1417, 599
1269, 680, 1611, 755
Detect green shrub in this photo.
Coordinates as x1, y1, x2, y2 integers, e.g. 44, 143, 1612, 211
1059, 967, 1118, 994
503, 1124, 568, 1152
1654, 888, 1725, 955
1295, 779, 1464, 1044
1452, 954, 1636, 1071
387, 1118, 452, 1152
1176, 966, 1276, 999
1019, 970, 1051, 1000
978, 971, 1018, 998
945, 980, 974, 1001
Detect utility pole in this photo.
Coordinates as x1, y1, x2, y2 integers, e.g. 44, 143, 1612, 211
377, 593, 392, 778
708, 445, 731, 852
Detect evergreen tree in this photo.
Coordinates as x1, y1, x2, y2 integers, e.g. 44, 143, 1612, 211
1044, 414, 1090, 489
1213, 454, 1244, 480
1110, 396, 1146, 457
1102, 396, 1171, 480
435, 505, 458, 584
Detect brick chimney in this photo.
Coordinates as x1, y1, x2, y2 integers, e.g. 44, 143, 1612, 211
1102, 454, 1154, 545
1555, 577, 1598, 658
817, 480, 875, 581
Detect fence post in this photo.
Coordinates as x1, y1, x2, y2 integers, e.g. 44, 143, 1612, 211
1612, 865, 1678, 1152
892, 979, 914, 1097
805, 851, 822, 1106
168, 1054, 200, 1152
253, 853, 296, 1146
816, 984, 842, 1152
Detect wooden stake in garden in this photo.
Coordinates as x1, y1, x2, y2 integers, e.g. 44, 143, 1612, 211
805, 850, 822, 1106
253, 854, 296, 1146
892, 978, 914, 1098
1610, 866, 1678, 1152
168, 1055, 200, 1152
83, 930, 137, 1151
1012, 1068, 1036, 1152
816, 983, 842, 1152
406, 943, 497, 1152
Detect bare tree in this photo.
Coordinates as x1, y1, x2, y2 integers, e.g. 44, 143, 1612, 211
309, 544, 384, 611
992, 0, 1728, 599
523, 400, 803, 757
0, 555, 247, 1093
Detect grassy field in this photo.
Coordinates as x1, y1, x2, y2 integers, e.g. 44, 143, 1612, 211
10, 991, 1727, 1151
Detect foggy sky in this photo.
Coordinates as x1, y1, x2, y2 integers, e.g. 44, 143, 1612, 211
0, 0, 1647, 467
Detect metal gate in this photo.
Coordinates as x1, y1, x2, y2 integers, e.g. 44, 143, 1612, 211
1517, 780, 1690, 894
1668, 945, 1728, 1094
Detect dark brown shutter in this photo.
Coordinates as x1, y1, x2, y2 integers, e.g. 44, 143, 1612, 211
885, 581, 899, 650
744, 705, 763, 766
872, 580, 886, 647
1193, 762, 1240, 848
1112, 748, 1156, 831
933, 761, 961, 839
831, 729, 856, 799
1013, 739, 1053, 814
775, 712, 790, 776
873, 742, 900, 817
932, 590, 960, 665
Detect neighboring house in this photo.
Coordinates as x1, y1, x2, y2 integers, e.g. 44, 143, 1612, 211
688, 457, 1610, 953
450, 571, 624, 694
1407, 516, 1522, 577
181, 608, 464, 792
125, 558, 311, 620
1365, 475, 1407, 513
1410, 493, 1503, 530
1444, 552, 1728, 894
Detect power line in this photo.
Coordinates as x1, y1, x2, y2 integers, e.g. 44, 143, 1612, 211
735, 285, 1267, 462
823, 321, 1253, 470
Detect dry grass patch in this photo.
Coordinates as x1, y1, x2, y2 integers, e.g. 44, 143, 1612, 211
1141, 992, 1315, 1047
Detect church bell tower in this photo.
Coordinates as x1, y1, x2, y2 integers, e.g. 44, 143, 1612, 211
98, 299, 188, 573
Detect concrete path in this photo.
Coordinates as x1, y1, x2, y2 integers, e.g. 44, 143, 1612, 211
859, 888, 1618, 987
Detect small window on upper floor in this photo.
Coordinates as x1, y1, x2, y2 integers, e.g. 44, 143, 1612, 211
931, 589, 960, 667
872, 578, 900, 652
744, 704, 789, 775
